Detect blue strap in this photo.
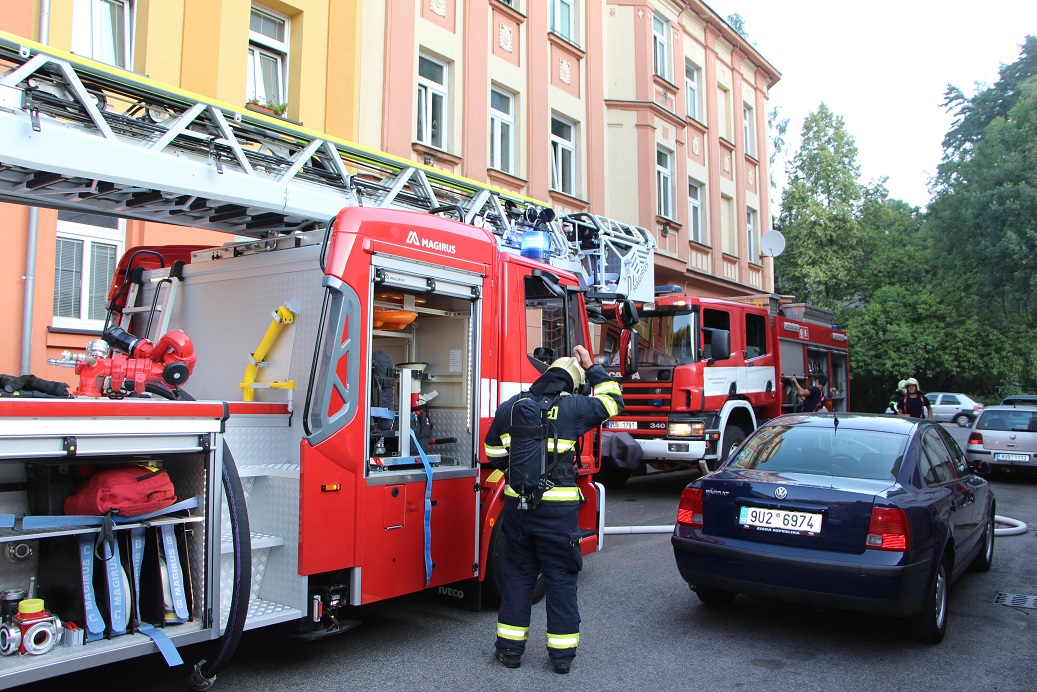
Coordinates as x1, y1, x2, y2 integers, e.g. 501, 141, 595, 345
21, 496, 200, 530
371, 407, 395, 420
0, 514, 13, 528
103, 531, 128, 636
409, 429, 433, 587
79, 534, 106, 641
138, 623, 184, 666
130, 526, 183, 666
160, 524, 189, 621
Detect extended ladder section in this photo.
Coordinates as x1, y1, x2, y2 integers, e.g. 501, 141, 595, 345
0, 31, 654, 300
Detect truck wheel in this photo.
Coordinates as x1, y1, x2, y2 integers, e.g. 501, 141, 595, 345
594, 462, 631, 489
483, 513, 547, 607
720, 424, 747, 464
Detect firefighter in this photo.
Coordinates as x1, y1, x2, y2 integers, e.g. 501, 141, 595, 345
898, 377, 933, 419
483, 345, 623, 674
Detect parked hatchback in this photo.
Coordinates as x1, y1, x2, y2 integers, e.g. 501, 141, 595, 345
965, 405, 1037, 473
672, 413, 995, 643
927, 392, 984, 426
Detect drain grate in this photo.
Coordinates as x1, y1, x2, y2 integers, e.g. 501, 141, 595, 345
995, 593, 1037, 610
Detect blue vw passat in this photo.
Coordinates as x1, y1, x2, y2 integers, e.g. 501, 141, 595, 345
671, 413, 995, 643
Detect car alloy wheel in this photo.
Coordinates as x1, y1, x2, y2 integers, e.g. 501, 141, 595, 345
954, 413, 972, 427
912, 560, 948, 644
971, 507, 995, 572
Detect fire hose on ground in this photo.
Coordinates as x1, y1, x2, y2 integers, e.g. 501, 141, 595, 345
604, 515, 1030, 537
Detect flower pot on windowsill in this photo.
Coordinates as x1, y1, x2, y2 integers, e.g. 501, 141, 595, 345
246, 102, 288, 118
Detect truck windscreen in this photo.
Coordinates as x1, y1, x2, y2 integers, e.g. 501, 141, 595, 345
633, 310, 695, 366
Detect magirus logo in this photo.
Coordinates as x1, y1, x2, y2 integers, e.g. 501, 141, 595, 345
406, 229, 456, 254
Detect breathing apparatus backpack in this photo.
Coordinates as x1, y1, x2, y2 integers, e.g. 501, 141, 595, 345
506, 392, 562, 510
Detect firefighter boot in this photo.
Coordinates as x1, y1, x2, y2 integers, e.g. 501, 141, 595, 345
495, 648, 521, 669
552, 657, 573, 674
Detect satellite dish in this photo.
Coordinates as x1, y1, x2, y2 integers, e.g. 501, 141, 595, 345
760, 230, 786, 258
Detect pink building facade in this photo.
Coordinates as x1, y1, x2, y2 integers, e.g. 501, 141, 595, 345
360, 0, 780, 297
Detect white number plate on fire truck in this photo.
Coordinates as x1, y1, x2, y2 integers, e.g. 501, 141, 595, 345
995, 453, 1029, 462
606, 421, 637, 430
739, 506, 822, 535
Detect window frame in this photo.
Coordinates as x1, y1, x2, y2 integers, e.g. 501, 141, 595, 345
685, 61, 700, 121
489, 87, 515, 175
747, 209, 757, 262
550, 115, 577, 197
71, 0, 135, 69
247, 5, 290, 105
549, 0, 576, 42
656, 147, 674, 220
417, 53, 449, 150
743, 102, 756, 157
688, 180, 703, 244
53, 216, 125, 332
652, 14, 671, 81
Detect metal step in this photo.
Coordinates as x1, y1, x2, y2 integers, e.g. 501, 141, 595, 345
237, 463, 300, 479
221, 530, 284, 554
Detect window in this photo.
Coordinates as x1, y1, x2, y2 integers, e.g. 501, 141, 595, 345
747, 209, 757, 261
247, 6, 289, 106
745, 313, 768, 359
550, 0, 575, 41
941, 395, 960, 406
688, 181, 703, 244
652, 14, 670, 80
417, 54, 448, 149
71, 0, 134, 69
920, 430, 958, 485
701, 308, 731, 362
490, 88, 515, 174
550, 116, 576, 196
685, 62, 700, 120
743, 103, 756, 156
53, 211, 124, 331
525, 274, 583, 370
656, 148, 673, 219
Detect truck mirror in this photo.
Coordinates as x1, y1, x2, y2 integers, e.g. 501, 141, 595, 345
619, 329, 639, 377
710, 330, 731, 363
618, 299, 639, 328
527, 270, 565, 298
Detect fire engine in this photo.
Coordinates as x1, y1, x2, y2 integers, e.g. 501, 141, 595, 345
594, 291, 850, 487
0, 32, 657, 687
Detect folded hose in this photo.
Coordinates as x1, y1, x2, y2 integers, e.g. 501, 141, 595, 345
191, 441, 252, 691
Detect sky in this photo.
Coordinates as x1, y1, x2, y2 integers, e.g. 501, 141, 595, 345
703, 0, 1037, 210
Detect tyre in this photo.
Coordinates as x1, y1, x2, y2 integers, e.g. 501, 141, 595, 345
970, 506, 995, 572
954, 413, 972, 427
694, 586, 737, 606
482, 512, 547, 607
594, 462, 631, 489
720, 424, 747, 465
911, 558, 949, 644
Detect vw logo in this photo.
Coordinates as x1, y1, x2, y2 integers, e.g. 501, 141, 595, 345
774, 487, 788, 500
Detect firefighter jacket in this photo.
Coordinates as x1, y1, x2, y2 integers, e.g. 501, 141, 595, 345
483, 364, 623, 505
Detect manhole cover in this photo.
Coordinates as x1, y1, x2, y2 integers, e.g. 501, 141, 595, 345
995, 593, 1037, 609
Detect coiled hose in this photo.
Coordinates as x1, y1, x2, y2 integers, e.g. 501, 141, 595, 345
191, 440, 252, 691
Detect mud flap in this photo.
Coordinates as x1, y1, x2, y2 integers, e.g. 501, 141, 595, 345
425, 578, 483, 612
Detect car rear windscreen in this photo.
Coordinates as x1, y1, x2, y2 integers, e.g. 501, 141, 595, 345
728, 425, 908, 481
978, 410, 1037, 432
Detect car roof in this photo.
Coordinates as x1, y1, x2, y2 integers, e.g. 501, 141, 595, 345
1001, 395, 1037, 404
768, 412, 925, 434
982, 404, 1037, 413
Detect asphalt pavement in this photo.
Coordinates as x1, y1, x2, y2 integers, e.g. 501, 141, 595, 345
36, 423, 1037, 692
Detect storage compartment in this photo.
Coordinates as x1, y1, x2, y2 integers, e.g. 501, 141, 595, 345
0, 419, 217, 687
367, 289, 477, 478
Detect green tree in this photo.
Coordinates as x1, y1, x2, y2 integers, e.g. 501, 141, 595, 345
774, 103, 866, 308
726, 13, 750, 41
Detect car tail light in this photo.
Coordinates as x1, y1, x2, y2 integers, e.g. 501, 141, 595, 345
677, 487, 703, 527
867, 507, 910, 551
968, 432, 983, 446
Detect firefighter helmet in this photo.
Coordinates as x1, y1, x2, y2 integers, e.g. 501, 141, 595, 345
905, 377, 919, 389
548, 356, 586, 391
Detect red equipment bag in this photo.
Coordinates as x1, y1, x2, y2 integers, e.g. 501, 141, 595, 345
63, 465, 177, 516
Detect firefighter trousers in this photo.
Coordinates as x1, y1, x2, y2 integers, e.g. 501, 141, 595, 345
495, 499, 583, 661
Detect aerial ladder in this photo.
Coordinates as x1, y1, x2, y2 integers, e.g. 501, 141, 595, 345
0, 30, 655, 305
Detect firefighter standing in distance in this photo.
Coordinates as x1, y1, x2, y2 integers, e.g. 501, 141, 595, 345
483, 345, 623, 674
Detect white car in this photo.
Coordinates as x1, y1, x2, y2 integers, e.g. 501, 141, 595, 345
927, 392, 984, 426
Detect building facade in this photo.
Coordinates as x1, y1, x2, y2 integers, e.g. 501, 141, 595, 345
0, 0, 777, 379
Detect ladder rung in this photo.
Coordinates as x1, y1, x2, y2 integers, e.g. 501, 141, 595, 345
122, 306, 164, 314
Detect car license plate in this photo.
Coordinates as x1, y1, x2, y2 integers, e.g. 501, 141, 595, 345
739, 506, 822, 535
607, 421, 637, 430
995, 453, 1029, 462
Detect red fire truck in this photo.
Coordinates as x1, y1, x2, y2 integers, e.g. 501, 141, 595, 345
0, 33, 657, 687
594, 292, 850, 487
